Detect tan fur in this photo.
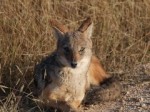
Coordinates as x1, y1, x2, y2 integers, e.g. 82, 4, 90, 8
87, 56, 110, 86
50, 19, 69, 33
34, 18, 110, 111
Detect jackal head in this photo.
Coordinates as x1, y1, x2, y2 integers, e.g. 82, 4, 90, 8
50, 18, 93, 68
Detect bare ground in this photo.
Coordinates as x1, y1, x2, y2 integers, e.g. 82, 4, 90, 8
81, 63, 150, 112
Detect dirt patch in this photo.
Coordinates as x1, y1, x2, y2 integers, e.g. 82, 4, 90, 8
79, 63, 150, 112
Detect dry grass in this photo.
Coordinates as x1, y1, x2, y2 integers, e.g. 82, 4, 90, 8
0, 0, 150, 111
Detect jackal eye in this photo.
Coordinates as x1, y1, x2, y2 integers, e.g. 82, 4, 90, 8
79, 47, 85, 54
63, 46, 70, 53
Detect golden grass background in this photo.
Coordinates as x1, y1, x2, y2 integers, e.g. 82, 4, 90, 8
0, 0, 150, 111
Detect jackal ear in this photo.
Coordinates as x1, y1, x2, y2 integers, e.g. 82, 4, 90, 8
50, 19, 68, 40
52, 27, 64, 40
78, 17, 93, 38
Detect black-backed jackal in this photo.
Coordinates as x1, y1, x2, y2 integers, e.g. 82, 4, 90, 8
34, 17, 110, 111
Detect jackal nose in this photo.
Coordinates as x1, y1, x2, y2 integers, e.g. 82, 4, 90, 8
71, 62, 77, 68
